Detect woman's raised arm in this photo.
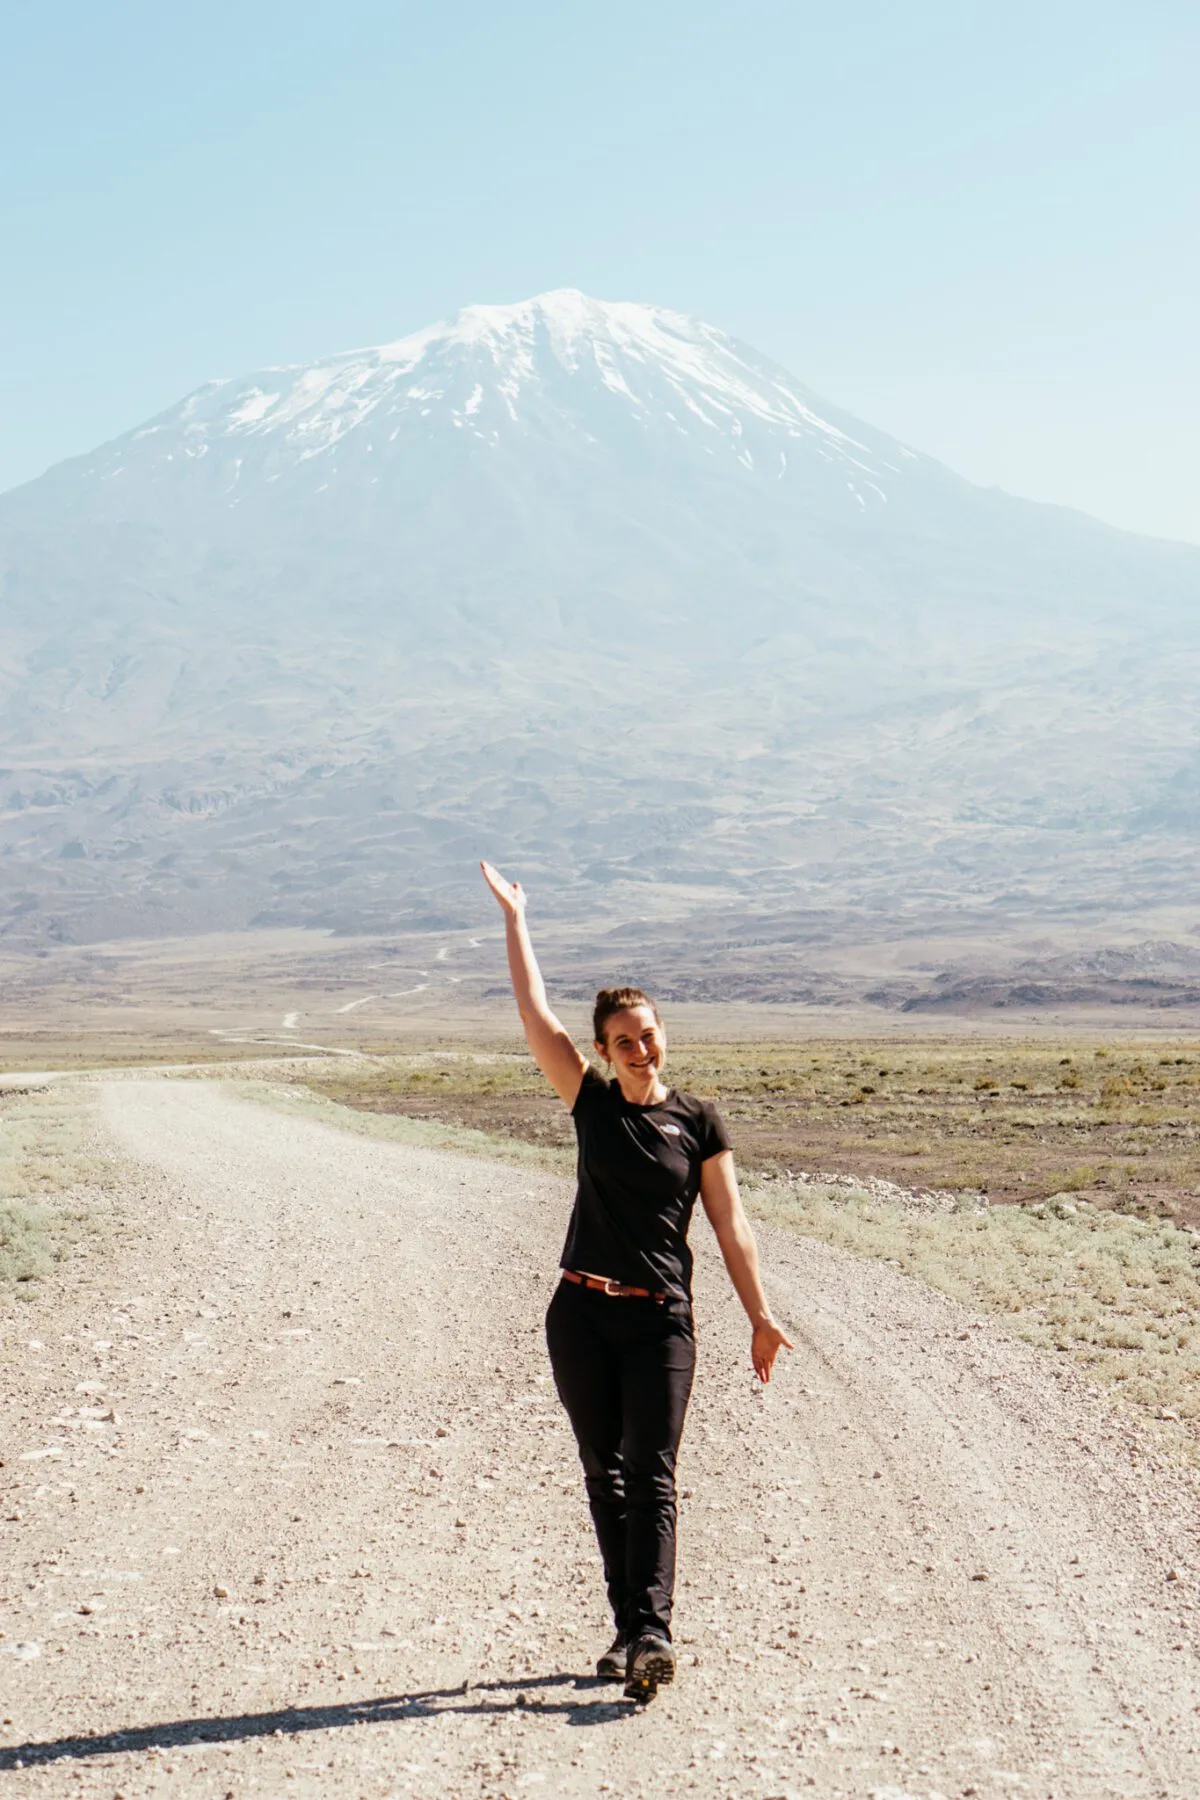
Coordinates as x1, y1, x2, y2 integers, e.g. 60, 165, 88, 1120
480, 862, 587, 1109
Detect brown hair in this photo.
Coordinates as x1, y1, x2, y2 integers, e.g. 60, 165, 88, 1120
593, 986, 661, 1048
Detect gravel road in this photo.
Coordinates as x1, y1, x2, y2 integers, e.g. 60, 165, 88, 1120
3, 1079, 1199, 1799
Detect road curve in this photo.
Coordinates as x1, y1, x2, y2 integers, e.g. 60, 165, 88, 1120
2, 1079, 1197, 1799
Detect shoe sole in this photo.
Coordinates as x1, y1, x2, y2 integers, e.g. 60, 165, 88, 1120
623, 1650, 676, 1703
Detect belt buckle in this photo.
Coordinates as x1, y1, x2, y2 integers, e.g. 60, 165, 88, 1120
602, 1278, 624, 1297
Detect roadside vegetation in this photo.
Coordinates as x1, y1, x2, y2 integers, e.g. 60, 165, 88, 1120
752, 1179, 1200, 1431
290, 1039, 1200, 1446
242, 1077, 572, 1175
0, 1084, 111, 1290
306, 1037, 1200, 1220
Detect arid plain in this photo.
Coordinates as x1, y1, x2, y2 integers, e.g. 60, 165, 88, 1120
8, 910, 1200, 1065
4, 924, 1200, 1798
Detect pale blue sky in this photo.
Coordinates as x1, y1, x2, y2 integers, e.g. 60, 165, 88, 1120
2, 1, 1197, 540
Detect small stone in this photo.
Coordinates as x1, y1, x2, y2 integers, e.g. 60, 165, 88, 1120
1167, 1567, 1182, 1582
213, 1584, 230, 1600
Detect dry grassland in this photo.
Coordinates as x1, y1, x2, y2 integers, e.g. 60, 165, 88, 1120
307, 1038, 1200, 1221
293, 1039, 1200, 1449
0, 1085, 111, 1289
753, 1180, 1200, 1432
240, 1078, 571, 1175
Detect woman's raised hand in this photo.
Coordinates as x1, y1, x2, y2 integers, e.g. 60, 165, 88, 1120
480, 860, 584, 1106
480, 860, 527, 919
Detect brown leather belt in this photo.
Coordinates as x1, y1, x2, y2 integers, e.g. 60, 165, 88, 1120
562, 1269, 666, 1302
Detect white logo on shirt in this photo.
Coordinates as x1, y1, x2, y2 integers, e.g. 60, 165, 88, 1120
660, 1123, 682, 1135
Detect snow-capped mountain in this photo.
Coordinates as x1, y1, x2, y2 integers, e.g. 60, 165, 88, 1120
2, 289, 1199, 949
81, 288, 912, 502
13, 286, 1189, 657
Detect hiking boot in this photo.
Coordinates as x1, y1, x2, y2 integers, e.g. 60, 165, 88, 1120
623, 1633, 675, 1703
595, 1632, 627, 1680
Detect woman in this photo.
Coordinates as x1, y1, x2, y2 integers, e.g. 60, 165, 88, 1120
481, 861, 792, 1703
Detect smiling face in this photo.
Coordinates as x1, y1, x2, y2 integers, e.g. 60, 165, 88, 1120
596, 1004, 667, 1088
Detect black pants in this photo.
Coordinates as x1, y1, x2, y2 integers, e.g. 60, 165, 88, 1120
545, 1278, 696, 1643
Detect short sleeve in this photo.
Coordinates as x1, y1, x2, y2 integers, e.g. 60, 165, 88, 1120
698, 1100, 733, 1161
571, 1064, 608, 1120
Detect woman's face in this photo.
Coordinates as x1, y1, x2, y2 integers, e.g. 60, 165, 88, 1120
597, 1004, 666, 1080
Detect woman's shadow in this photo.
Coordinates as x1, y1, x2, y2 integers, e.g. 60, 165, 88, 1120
0, 1672, 638, 1771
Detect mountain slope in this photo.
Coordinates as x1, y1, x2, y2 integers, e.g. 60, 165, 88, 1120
1, 289, 1199, 951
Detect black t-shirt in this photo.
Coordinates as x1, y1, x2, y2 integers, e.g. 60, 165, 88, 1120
560, 1067, 733, 1303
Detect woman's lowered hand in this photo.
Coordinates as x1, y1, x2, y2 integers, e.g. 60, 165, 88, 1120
751, 1319, 793, 1383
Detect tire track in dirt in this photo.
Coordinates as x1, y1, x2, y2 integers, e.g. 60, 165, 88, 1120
2, 1079, 1197, 1799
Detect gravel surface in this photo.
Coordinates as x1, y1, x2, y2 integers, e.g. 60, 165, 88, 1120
2, 1078, 1199, 1799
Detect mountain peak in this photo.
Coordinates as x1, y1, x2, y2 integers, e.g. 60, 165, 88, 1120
377, 286, 701, 366
94, 287, 900, 496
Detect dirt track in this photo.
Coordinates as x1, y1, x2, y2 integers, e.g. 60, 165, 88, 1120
3, 1079, 1199, 1799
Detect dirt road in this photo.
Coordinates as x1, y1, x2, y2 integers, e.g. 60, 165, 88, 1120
3, 1079, 1199, 1799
